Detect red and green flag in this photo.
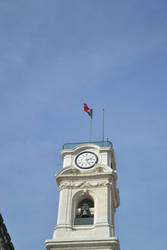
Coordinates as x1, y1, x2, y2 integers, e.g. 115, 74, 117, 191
83, 103, 93, 118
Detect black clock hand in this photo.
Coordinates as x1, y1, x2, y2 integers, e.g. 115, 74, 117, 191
86, 159, 90, 165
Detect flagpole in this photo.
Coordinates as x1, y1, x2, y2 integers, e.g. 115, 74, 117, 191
90, 116, 92, 142
102, 108, 104, 142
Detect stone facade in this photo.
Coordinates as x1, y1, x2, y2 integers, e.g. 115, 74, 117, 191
45, 143, 120, 250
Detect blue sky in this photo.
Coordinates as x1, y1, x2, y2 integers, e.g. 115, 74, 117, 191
0, 0, 167, 249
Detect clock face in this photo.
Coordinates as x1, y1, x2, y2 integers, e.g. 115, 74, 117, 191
75, 151, 98, 169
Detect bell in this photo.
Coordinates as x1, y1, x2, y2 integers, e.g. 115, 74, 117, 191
81, 203, 90, 217
82, 209, 88, 217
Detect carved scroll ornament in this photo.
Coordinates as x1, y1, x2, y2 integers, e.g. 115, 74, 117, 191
59, 181, 112, 190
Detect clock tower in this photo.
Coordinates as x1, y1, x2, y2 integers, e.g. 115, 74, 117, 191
45, 141, 120, 250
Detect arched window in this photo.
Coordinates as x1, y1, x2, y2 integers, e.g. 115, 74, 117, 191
74, 198, 94, 225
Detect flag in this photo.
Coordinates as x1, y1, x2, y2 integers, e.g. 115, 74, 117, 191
83, 103, 93, 118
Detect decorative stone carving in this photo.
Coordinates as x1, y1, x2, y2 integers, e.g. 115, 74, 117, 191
59, 180, 112, 190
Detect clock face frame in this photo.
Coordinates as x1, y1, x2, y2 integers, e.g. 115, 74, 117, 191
75, 151, 98, 169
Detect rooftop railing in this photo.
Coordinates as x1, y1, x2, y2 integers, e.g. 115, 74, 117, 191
62, 140, 113, 150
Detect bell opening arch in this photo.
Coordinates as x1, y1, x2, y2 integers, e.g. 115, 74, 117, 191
71, 190, 96, 227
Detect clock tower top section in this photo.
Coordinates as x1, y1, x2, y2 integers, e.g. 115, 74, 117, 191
61, 140, 117, 171
45, 140, 120, 250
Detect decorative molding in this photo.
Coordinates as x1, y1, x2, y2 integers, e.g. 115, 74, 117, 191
56, 164, 114, 180
45, 238, 120, 250
59, 181, 112, 190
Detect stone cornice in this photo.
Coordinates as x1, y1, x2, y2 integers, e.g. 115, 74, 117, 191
45, 238, 120, 250
56, 164, 117, 182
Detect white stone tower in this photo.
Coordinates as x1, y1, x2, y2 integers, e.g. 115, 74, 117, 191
45, 141, 120, 250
